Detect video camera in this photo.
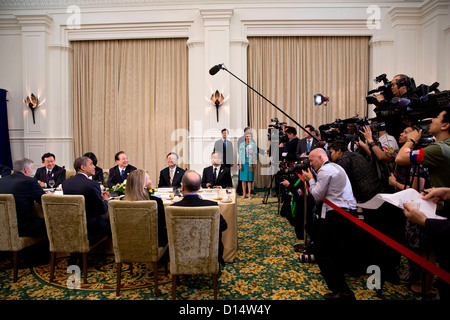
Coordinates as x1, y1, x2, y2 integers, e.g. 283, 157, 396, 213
276, 157, 311, 188
367, 74, 450, 148
319, 116, 386, 144
268, 118, 289, 143
366, 74, 395, 105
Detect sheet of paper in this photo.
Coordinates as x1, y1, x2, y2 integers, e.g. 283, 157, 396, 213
352, 188, 446, 220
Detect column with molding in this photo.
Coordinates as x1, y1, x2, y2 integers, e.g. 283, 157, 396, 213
188, 8, 235, 174
16, 14, 54, 170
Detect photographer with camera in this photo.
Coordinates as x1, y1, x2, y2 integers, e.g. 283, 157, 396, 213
396, 106, 450, 296
396, 106, 450, 192
357, 123, 399, 165
279, 167, 314, 246
328, 139, 387, 273
328, 140, 384, 204
301, 148, 358, 300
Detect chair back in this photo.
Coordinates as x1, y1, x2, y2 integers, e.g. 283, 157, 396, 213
165, 205, 220, 275
108, 200, 160, 263
0, 194, 20, 251
65, 170, 76, 180
41, 194, 90, 253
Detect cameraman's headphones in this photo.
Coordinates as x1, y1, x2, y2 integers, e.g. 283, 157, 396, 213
395, 76, 411, 89
394, 75, 415, 92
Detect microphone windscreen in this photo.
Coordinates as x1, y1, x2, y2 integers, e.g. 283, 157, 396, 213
209, 64, 222, 75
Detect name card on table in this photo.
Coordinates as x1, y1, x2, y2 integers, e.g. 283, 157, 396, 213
153, 192, 172, 198
202, 192, 217, 199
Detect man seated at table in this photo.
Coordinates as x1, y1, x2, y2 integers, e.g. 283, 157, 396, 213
158, 152, 185, 189
0, 158, 47, 237
34, 152, 66, 188
201, 152, 233, 189
106, 151, 137, 188
171, 170, 228, 266
62, 156, 111, 250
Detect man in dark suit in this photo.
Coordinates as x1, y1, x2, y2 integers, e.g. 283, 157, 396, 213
213, 128, 234, 167
34, 153, 66, 188
0, 163, 12, 177
296, 124, 319, 159
171, 170, 228, 266
62, 156, 111, 247
0, 158, 47, 237
280, 126, 300, 163
107, 151, 137, 188
201, 152, 232, 189
158, 152, 185, 188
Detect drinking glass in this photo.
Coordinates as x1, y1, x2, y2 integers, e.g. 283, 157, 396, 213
48, 179, 55, 189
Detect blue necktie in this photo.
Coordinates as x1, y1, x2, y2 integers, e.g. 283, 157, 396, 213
213, 167, 217, 184
223, 140, 227, 164
307, 139, 311, 152
121, 169, 125, 180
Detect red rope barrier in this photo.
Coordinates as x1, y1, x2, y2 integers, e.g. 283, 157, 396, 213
296, 173, 450, 284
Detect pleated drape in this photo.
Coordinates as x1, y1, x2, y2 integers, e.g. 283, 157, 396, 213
247, 36, 370, 187
72, 39, 189, 185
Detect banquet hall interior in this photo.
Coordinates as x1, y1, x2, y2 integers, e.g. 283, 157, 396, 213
0, 0, 449, 307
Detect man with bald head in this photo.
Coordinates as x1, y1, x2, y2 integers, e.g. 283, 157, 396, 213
302, 148, 358, 300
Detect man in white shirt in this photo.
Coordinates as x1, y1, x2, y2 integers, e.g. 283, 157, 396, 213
158, 152, 185, 188
302, 148, 358, 300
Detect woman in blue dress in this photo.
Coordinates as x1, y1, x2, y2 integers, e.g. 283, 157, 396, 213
238, 131, 258, 199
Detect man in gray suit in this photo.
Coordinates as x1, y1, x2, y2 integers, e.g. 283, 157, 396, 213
213, 128, 234, 168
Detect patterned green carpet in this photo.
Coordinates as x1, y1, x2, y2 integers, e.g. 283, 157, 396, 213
0, 192, 437, 301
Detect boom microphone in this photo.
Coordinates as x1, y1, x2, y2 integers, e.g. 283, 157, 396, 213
209, 64, 223, 76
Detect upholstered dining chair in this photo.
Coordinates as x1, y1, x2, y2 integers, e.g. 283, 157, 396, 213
108, 200, 168, 296
164, 205, 221, 300
0, 194, 45, 282
65, 170, 76, 180
41, 194, 107, 284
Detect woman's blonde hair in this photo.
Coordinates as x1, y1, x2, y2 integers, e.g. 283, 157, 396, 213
124, 169, 150, 201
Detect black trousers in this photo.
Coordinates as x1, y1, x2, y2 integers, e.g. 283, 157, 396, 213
314, 209, 368, 293
363, 202, 406, 281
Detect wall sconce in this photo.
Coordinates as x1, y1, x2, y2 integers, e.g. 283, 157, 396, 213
23, 93, 39, 124
314, 93, 329, 106
210, 90, 224, 122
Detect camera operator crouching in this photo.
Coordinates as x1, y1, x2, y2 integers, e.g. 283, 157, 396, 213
300, 148, 359, 300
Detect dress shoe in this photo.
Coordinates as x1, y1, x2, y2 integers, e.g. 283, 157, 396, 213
323, 291, 356, 301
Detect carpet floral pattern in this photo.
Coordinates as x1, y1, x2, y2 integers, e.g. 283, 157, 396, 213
0, 192, 436, 300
